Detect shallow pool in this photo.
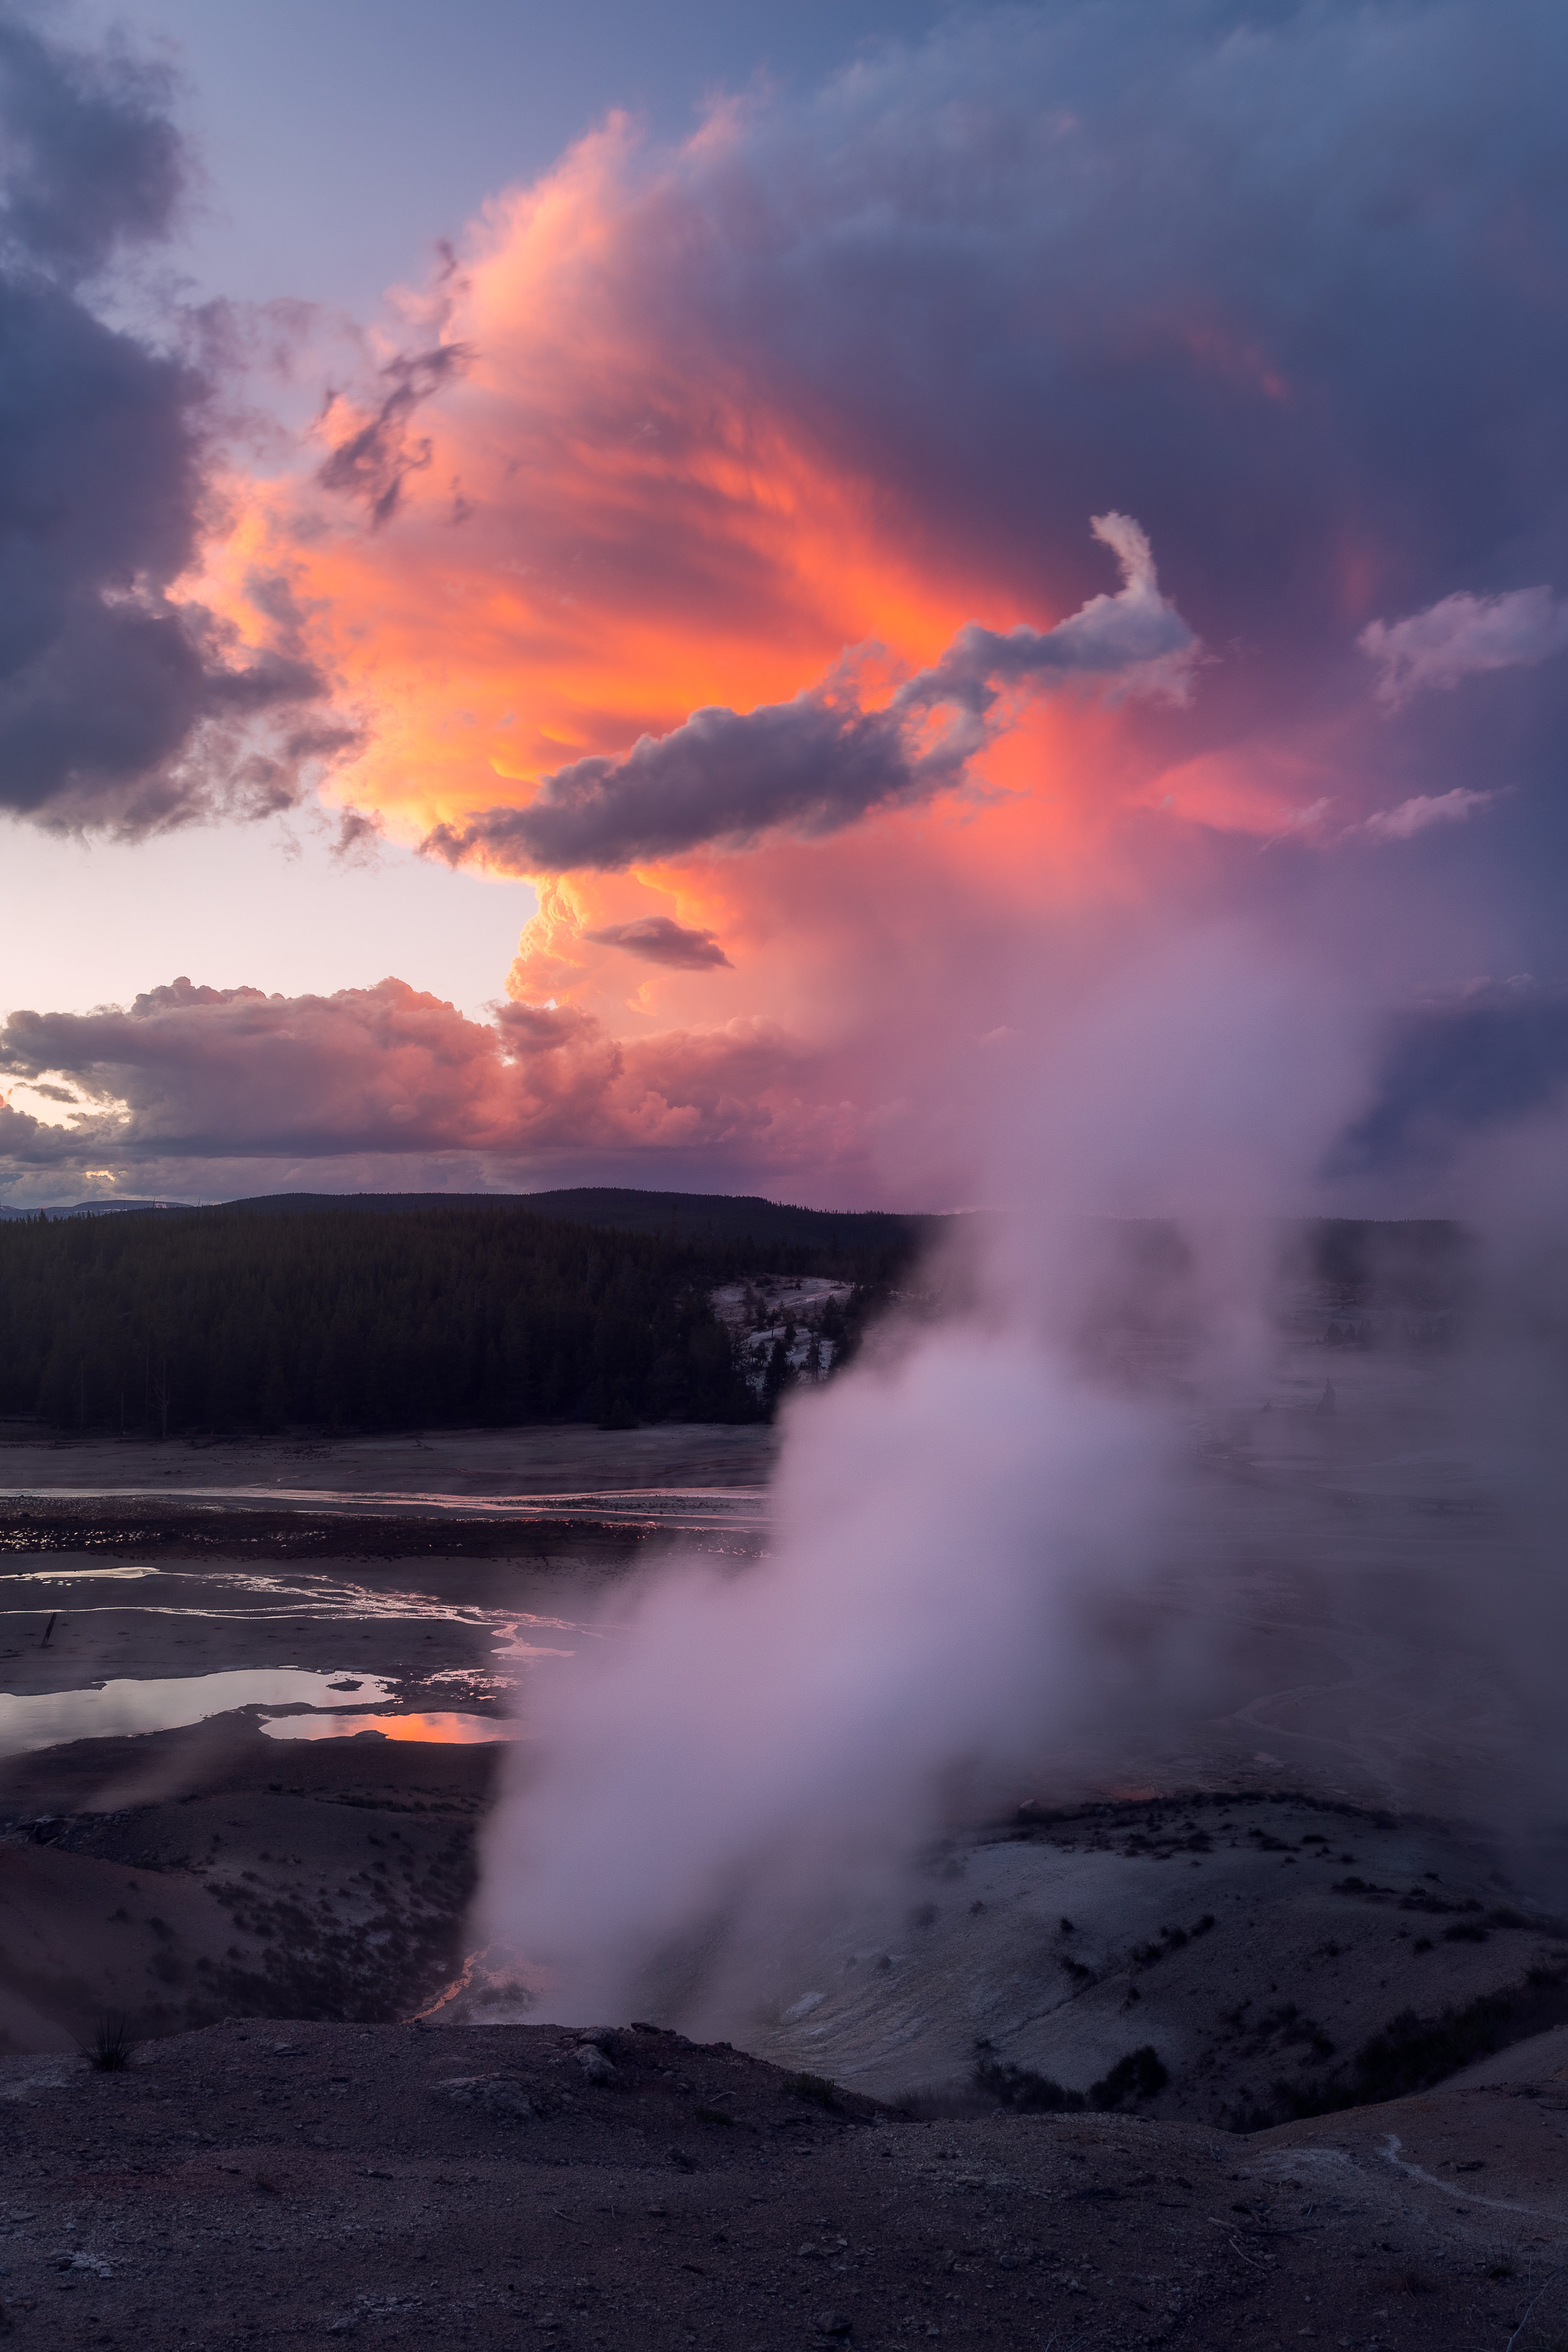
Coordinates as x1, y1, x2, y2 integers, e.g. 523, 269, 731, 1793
0, 1666, 400, 1756
261, 1708, 517, 1744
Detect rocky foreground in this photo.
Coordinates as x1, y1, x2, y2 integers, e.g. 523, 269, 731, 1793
2, 2013, 1566, 2349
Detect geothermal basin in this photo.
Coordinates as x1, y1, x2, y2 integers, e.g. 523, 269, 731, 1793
0, 1375, 1563, 2139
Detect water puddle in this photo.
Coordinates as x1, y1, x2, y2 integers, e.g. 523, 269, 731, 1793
262, 1710, 517, 1744
0, 1563, 595, 1635
0, 1668, 400, 1757
0, 1566, 592, 1757
1, 1564, 161, 1582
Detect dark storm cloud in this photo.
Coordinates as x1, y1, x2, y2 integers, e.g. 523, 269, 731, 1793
0, 10, 327, 834
0, 15, 182, 277
426, 515, 1194, 871
615, 0, 1568, 892
431, 694, 919, 874
581, 915, 733, 970
1333, 987, 1568, 1179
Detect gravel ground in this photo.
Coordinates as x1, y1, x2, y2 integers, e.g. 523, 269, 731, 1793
1, 2017, 1565, 2349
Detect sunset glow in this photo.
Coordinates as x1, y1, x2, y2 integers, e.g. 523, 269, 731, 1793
1, 1, 1564, 1208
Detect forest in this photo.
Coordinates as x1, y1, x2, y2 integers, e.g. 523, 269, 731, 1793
0, 1197, 920, 1438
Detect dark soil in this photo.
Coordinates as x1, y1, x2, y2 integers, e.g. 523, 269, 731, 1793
2, 2016, 1564, 2349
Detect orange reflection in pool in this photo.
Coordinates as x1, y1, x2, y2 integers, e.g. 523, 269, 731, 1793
261, 1710, 520, 1744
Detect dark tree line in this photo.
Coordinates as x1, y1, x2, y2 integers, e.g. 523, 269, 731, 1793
0, 1202, 914, 1437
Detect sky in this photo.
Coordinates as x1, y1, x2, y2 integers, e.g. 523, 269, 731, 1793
2, 0, 1567, 1211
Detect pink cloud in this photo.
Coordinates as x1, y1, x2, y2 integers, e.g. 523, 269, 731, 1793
0, 976, 859, 1177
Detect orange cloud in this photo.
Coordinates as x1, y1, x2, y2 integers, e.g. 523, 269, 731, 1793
199, 116, 989, 857
170, 58, 1459, 1205
181, 115, 1179, 1142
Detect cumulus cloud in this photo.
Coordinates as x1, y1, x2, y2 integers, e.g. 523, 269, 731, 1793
0, 974, 850, 1179
0, 11, 332, 834
581, 915, 733, 969
1361, 588, 1568, 710
423, 516, 1194, 872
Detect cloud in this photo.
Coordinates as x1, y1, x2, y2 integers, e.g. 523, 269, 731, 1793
0, 973, 854, 1179
0, 14, 181, 277
1360, 588, 1568, 710
902, 517, 1196, 718
183, 0, 1568, 924
0, 11, 331, 834
1332, 984, 1568, 1179
1360, 788, 1495, 842
317, 344, 472, 527
422, 516, 1194, 872
21, 0, 1568, 1209
581, 915, 733, 969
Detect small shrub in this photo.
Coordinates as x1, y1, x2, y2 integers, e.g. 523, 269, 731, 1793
978, 2044, 1168, 2114
786, 2071, 839, 2110
83, 2013, 136, 2072
1089, 2046, 1168, 2109
976, 2058, 1084, 2112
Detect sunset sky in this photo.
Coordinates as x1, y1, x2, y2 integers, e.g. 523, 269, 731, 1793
3, 0, 1567, 1212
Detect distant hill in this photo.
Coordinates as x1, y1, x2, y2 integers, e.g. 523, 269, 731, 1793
208, 1186, 945, 1254
0, 1197, 183, 1218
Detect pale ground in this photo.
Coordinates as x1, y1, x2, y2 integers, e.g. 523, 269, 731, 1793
743, 1795, 1568, 2123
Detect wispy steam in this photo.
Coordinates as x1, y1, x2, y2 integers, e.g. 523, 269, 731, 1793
474, 932, 1372, 2024
474, 937, 1568, 2029
479, 1314, 1175, 2026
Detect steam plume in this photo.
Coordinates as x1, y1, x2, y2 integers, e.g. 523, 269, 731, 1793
476, 928, 1568, 2027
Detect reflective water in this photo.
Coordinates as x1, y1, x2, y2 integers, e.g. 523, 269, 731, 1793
3, 1564, 161, 1581
0, 1667, 400, 1756
0, 1557, 596, 1756
262, 1709, 518, 1744
0, 1559, 592, 1631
